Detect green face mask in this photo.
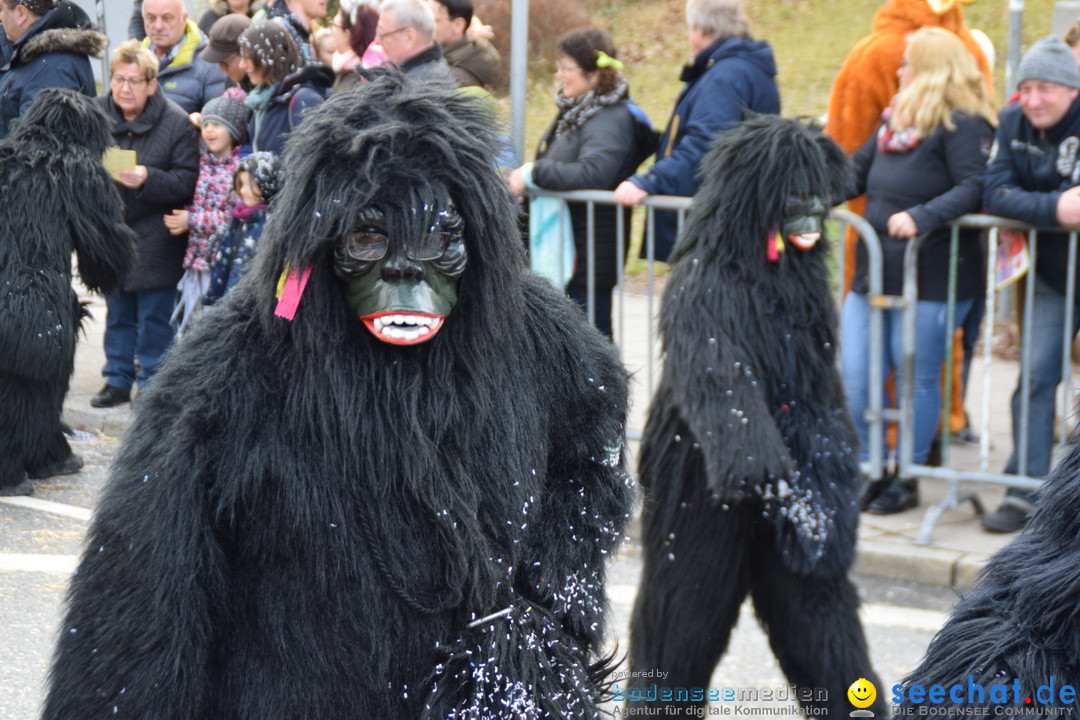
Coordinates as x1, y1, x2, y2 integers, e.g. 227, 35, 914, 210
333, 205, 467, 346
781, 195, 828, 251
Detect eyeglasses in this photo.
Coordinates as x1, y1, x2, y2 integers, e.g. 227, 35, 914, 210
341, 229, 452, 262
110, 74, 150, 88
376, 26, 409, 40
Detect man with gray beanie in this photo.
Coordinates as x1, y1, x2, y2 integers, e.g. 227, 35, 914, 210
981, 34, 1080, 533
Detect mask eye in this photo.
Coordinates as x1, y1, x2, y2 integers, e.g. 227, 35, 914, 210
411, 229, 453, 261
343, 230, 389, 262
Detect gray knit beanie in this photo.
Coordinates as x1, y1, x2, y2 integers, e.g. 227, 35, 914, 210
1017, 35, 1080, 89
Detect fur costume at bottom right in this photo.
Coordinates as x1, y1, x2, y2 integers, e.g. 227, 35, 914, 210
898, 444, 1080, 715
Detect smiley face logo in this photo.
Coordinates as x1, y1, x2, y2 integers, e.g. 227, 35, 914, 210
848, 678, 877, 709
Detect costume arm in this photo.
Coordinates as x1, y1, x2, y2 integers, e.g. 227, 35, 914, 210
530, 108, 636, 191
906, 116, 993, 233
984, 119, 1062, 228
138, 117, 199, 207
826, 36, 901, 154
520, 280, 631, 647
43, 414, 223, 719
664, 289, 793, 491
69, 162, 137, 295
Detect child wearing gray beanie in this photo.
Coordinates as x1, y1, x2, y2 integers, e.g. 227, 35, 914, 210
1017, 35, 1080, 90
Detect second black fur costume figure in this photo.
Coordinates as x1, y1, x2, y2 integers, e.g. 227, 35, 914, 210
0, 88, 134, 496
626, 116, 886, 717
899, 443, 1080, 713
43, 72, 633, 719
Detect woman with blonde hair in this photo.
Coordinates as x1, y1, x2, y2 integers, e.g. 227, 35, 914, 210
842, 26, 997, 514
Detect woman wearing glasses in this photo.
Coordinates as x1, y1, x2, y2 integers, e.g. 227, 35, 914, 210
89, 39, 199, 409
841, 27, 996, 514
506, 27, 655, 339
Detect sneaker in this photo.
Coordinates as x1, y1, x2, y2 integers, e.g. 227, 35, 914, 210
0, 477, 33, 496
981, 497, 1033, 533
90, 384, 130, 408
866, 477, 919, 515
26, 452, 84, 480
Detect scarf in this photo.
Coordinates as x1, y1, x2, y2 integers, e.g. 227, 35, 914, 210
877, 98, 922, 153
235, 201, 267, 223
551, 75, 629, 141
245, 82, 281, 112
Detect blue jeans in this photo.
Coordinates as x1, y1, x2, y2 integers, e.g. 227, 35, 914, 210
1004, 275, 1080, 479
842, 292, 973, 465
102, 287, 176, 391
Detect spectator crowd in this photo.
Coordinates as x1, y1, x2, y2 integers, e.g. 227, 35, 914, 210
3, 0, 1080, 543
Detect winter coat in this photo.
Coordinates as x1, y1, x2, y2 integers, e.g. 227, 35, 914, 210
531, 101, 654, 289
626, 35, 780, 261
984, 99, 1080, 302
142, 19, 227, 114
204, 203, 266, 303
442, 36, 500, 89
183, 146, 244, 271
97, 90, 200, 293
850, 112, 994, 301
398, 44, 454, 84
826, 0, 991, 156
248, 65, 333, 155
0, 1, 106, 137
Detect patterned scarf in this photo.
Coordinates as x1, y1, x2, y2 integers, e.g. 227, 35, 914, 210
552, 75, 629, 140
877, 98, 922, 153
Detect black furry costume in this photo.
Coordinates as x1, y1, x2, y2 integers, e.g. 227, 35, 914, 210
627, 116, 886, 717
0, 88, 134, 494
44, 72, 632, 719
899, 443, 1080, 713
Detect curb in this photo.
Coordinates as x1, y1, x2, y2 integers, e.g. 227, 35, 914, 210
854, 540, 988, 592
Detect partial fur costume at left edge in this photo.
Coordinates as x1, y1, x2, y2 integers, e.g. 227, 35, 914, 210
43, 70, 634, 720
0, 88, 135, 497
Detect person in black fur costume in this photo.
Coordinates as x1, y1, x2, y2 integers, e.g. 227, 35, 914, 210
897, 443, 1080, 714
626, 115, 887, 718
0, 88, 135, 497
43, 70, 632, 720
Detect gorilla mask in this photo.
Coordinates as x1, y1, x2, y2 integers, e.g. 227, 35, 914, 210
333, 199, 467, 345
782, 196, 828, 251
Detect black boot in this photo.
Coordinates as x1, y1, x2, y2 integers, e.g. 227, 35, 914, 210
866, 477, 918, 515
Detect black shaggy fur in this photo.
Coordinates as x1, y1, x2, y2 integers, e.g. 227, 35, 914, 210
0, 88, 134, 489
627, 116, 885, 717
899, 442, 1080, 713
43, 71, 633, 719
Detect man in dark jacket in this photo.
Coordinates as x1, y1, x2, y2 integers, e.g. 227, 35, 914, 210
0, 0, 106, 136
613, 0, 780, 261
428, 0, 499, 89
141, 0, 225, 114
91, 39, 199, 408
981, 35, 1080, 533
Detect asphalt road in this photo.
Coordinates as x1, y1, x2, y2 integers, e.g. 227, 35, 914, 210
0, 431, 959, 719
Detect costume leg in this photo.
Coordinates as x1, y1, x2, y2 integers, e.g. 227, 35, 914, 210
0, 376, 53, 492
749, 551, 886, 717
627, 491, 753, 717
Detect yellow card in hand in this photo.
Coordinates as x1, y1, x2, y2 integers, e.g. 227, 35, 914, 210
102, 147, 136, 181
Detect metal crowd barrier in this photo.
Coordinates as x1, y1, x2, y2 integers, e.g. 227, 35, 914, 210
527, 189, 1076, 545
